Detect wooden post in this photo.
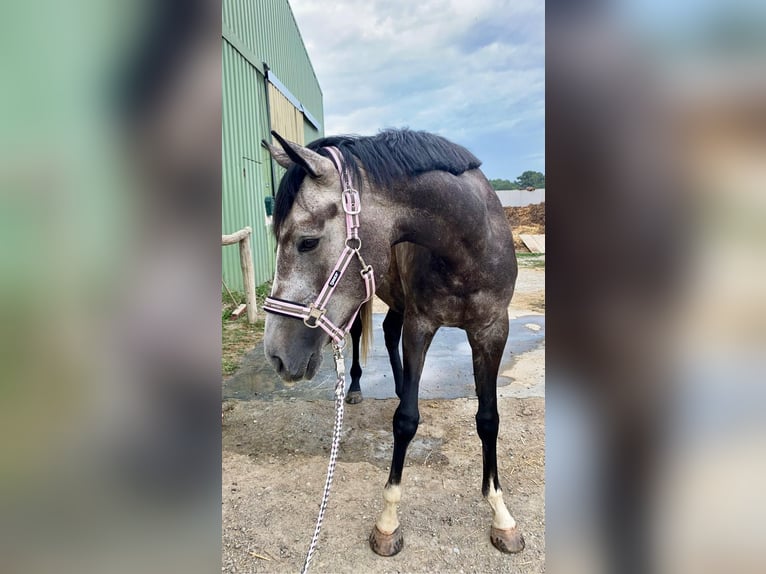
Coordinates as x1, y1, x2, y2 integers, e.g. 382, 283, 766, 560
222, 226, 257, 324
239, 227, 257, 323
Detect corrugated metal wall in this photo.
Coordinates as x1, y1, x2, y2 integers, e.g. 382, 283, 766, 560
221, 42, 275, 289
222, 0, 324, 291
222, 0, 323, 122
303, 117, 321, 144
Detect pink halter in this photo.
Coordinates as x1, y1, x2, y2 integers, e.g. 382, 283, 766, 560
263, 146, 376, 344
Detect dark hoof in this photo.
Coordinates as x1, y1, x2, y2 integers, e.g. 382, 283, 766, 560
369, 525, 404, 556
345, 391, 363, 404
490, 526, 525, 554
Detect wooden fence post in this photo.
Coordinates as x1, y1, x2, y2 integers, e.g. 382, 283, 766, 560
222, 226, 257, 324
239, 227, 257, 323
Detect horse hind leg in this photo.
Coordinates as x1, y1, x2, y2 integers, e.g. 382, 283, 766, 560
469, 317, 525, 554
345, 315, 364, 404
370, 314, 434, 556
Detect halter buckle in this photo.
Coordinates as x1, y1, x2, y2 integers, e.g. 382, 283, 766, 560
333, 350, 345, 377
303, 305, 325, 328
342, 190, 361, 215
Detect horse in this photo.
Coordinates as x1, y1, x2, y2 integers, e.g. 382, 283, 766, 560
262, 128, 524, 556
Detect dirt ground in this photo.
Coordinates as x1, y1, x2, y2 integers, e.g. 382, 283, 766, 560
222, 262, 545, 573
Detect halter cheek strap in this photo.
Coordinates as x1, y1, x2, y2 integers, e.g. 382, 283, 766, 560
263, 146, 376, 344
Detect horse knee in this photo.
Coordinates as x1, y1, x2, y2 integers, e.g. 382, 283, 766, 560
384, 332, 400, 352
475, 410, 499, 442
393, 409, 419, 443
350, 315, 363, 338
383, 314, 402, 349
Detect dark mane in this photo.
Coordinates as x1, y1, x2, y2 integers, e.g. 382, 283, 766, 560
273, 129, 482, 237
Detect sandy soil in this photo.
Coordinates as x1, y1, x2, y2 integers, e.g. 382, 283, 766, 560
222, 265, 545, 573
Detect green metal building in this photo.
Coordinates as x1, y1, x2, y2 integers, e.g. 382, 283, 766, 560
222, 0, 323, 290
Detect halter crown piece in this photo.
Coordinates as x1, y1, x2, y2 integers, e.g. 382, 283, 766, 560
263, 146, 376, 344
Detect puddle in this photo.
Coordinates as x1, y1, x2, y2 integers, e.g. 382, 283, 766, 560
223, 313, 544, 401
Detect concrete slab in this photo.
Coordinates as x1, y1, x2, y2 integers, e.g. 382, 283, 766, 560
223, 313, 545, 402
519, 234, 545, 253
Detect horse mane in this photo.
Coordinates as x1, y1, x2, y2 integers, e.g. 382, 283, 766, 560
272, 128, 482, 238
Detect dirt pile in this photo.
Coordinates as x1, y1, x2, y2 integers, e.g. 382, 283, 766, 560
505, 203, 545, 251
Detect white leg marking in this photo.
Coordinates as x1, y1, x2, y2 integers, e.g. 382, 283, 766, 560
375, 484, 401, 534
487, 484, 516, 530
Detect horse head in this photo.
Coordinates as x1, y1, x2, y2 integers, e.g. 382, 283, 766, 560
262, 132, 380, 382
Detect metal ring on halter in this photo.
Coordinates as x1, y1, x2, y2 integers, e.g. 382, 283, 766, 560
345, 237, 361, 251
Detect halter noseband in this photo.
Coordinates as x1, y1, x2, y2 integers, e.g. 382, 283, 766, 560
263, 146, 376, 345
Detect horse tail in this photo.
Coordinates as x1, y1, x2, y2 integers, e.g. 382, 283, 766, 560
360, 298, 373, 364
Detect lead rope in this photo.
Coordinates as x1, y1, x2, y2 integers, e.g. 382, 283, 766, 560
300, 341, 347, 574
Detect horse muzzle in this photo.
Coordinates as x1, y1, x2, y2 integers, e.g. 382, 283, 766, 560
264, 317, 325, 382
267, 348, 322, 382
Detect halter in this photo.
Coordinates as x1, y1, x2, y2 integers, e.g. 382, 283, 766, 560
263, 146, 376, 344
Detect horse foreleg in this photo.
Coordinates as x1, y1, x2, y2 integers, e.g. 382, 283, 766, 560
382, 309, 404, 397
469, 316, 525, 554
370, 314, 434, 557
345, 315, 364, 404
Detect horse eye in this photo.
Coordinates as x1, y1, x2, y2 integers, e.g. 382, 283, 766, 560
298, 237, 320, 253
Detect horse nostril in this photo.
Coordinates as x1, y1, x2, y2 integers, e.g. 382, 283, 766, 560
270, 354, 284, 374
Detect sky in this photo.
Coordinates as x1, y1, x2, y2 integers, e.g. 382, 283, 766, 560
287, 0, 545, 181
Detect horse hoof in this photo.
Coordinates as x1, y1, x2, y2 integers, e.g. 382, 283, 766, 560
490, 526, 525, 554
369, 525, 403, 556
345, 391, 363, 404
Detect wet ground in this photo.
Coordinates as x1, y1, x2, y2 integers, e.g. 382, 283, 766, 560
223, 314, 544, 402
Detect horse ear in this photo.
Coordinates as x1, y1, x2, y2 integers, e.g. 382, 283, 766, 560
262, 138, 293, 169
269, 131, 331, 179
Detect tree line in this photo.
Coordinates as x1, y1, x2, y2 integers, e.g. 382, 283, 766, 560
489, 171, 545, 190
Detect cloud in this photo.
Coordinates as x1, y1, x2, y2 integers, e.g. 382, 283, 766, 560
289, 0, 544, 178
